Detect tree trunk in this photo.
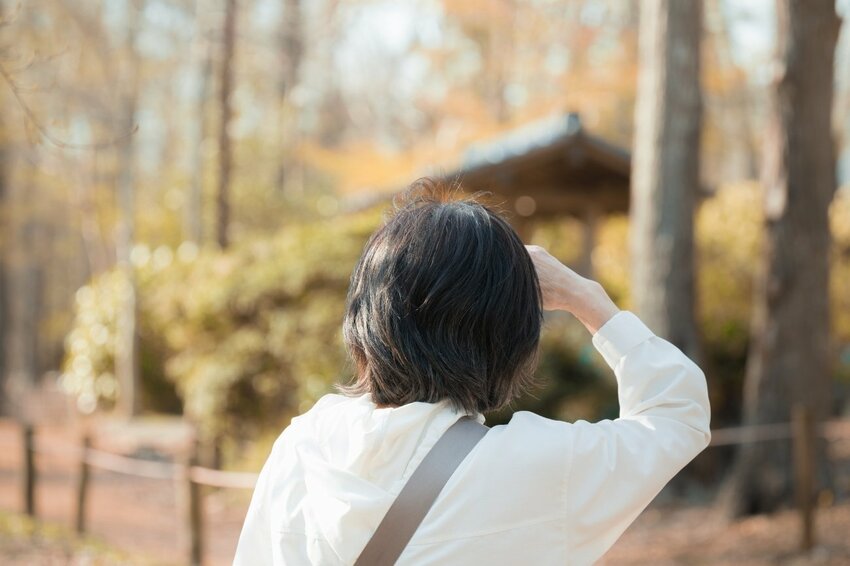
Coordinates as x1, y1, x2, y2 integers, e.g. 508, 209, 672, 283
216, 0, 237, 249
184, 0, 213, 245
486, 0, 514, 123
74, 150, 110, 277
4, 204, 45, 421
115, 0, 142, 418
274, 0, 304, 195
17, 221, 43, 388
723, 0, 841, 517
706, 0, 759, 181
837, 15, 850, 184
629, 0, 702, 361
0, 111, 9, 415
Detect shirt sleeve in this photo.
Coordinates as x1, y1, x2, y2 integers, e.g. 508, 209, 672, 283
564, 310, 711, 562
233, 446, 277, 566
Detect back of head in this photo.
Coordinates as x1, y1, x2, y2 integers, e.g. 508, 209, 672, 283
340, 177, 543, 414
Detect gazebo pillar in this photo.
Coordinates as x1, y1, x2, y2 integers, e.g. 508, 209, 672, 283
512, 216, 536, 244
578, 205, 599, 278
511, 193, 538, 243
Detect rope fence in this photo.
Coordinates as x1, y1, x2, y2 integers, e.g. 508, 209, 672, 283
11, 408, 850, 564
706, 419, 850, 447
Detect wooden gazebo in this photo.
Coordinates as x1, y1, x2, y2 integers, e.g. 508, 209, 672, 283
343, 113, 631, 277
436, 113, 631, 276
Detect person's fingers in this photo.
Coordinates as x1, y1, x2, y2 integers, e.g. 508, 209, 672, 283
525, 245, 569, 311
524, 245, 619, 331
525, 244, 598, 311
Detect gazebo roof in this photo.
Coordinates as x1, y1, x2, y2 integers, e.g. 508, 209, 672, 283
436, 113, 631, 220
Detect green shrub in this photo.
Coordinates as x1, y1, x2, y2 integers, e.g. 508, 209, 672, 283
60, 185, 850, 446
61, 208, 379, 438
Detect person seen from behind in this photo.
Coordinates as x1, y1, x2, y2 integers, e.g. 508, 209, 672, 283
234, 178, 711, 565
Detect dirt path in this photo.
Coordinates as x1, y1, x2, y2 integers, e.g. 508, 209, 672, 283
0, 419, 249, 565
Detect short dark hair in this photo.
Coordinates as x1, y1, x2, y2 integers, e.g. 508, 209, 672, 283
339, 177, 543, 414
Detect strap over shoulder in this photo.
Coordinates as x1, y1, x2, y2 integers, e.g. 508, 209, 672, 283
353, 416, 489, 566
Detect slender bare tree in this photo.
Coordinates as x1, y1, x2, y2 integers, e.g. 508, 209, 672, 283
216, 0, 237, 249
629, 0, 702, 361
274, 0, 303, 195
724, 0, 841, 516
115, 0, 142, 417
0, 102, 8, 415
184, 0, 213, 245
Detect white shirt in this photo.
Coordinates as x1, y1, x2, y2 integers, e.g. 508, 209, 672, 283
233, 310, 711, 565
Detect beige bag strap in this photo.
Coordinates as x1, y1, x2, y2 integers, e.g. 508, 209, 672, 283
353, 416, 488, 566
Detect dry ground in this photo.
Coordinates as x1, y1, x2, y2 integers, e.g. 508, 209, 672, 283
2, 419, 850, 565
602, 501, 850, 565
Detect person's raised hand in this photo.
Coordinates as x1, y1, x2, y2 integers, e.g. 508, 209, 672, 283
524, 244, 620, 334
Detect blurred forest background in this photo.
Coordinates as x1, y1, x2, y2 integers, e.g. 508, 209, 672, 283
3, 0, 850, 563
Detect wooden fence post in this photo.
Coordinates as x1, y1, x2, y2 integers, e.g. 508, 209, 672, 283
178, 437, 203, 566
792, 404, 815, 551
75, 433, 92, 534
22, 423, 35, 517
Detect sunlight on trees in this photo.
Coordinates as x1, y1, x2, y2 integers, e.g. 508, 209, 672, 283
1, 0, 850, 529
